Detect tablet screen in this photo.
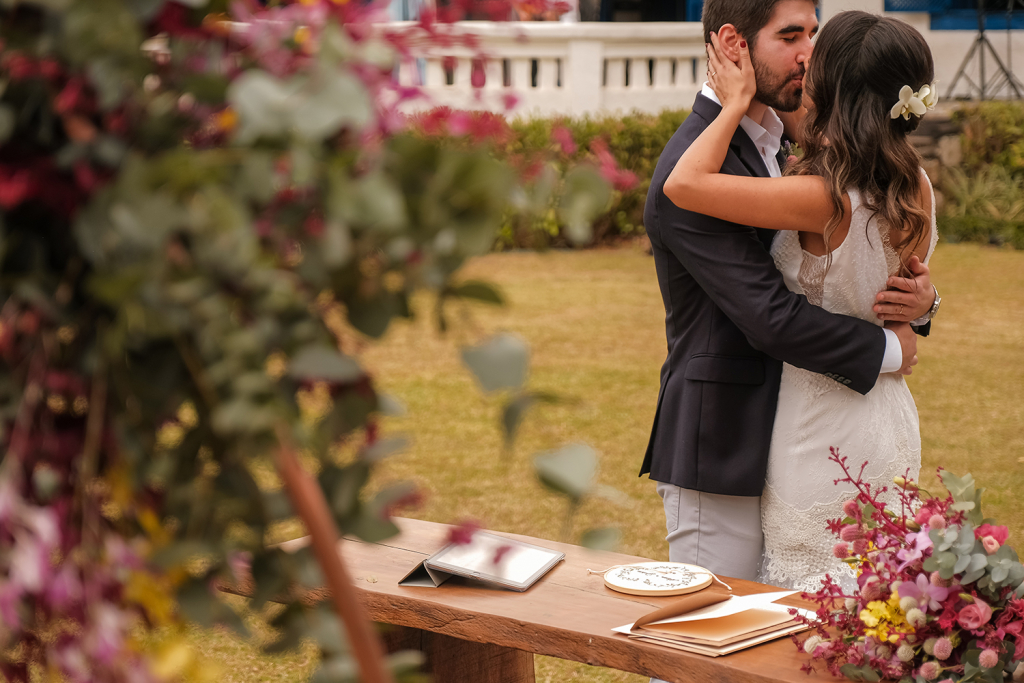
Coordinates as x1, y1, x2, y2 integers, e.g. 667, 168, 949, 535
428, 532, 563, 588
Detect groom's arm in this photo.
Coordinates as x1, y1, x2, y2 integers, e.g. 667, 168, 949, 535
655, 188, 890, 396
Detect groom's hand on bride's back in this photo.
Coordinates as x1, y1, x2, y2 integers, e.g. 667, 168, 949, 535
886, 321, 919, 375
874, 255, 934, 322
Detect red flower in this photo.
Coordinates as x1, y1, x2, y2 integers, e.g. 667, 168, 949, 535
937, 602, 959, 630
446, 519, 481, 545
0, 167, 36, 209
54, 79, 87, 115
4, 52, 37, 81
976, 524, 1009, 545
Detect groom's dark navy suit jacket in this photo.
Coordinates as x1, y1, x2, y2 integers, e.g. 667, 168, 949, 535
640, 93, 889, 498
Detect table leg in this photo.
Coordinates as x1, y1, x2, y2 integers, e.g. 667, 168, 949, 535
380, 624, 536, 683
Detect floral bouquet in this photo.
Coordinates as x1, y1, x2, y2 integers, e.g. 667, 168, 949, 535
796, 448, 1024, 682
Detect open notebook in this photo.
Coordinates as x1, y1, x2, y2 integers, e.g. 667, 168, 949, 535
613, 588, 814, 657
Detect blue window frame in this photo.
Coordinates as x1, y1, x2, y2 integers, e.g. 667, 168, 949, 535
885, 0, 1024, 30
687, 0, 703, 22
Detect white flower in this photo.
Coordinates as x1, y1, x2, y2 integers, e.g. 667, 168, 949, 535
804, 635, 825, 654
918, 83, 939, 109
890, 83, 938, 121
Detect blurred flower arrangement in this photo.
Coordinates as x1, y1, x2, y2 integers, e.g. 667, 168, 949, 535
0, 0, 619, 681
797, 449, 1024, 682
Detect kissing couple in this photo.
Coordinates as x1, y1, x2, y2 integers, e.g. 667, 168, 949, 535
641, 0, 943, 600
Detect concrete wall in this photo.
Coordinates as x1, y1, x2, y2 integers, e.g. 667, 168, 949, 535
820, 0, 1024, 99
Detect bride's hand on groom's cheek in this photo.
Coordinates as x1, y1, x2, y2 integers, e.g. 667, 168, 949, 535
707, 33, 756, 110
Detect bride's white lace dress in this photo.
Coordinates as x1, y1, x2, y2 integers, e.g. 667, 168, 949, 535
759, 172, 937, 592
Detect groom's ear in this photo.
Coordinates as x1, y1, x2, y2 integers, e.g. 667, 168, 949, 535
714, 24, 745, 63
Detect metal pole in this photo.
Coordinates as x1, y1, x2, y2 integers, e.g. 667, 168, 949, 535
979, 0, 987, 99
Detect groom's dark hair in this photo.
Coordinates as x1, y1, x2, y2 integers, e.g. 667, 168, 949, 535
702, 0, 819, 49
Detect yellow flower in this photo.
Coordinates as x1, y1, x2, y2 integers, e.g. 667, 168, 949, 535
860, 592, 912, 642
213, 108, 238, 133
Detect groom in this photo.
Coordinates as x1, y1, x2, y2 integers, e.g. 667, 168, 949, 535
640, 0, 938, 584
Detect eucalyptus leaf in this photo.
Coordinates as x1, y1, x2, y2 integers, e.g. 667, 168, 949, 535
461, 334, 530, 394
376, 393, 407, 417
558, 165, 611, 245
288, 345, 363, 383
534, 443, 597, 501
0, 104, 14, 144
294, 69, 372, 141
362, 436, 410, 463
581, 527, 621, 551
228, 69, 300, 143
449, 280, 505, 305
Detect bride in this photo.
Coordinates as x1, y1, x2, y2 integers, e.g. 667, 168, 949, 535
663, 11, 936, 591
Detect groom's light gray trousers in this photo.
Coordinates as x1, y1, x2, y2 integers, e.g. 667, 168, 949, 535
655, 481, 764, 580
649, 483, 764, 683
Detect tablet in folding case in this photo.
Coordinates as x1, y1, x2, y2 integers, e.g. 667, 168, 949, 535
399, 531, 565, 591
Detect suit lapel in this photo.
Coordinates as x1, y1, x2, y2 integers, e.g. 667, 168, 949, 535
691, 93, 777, 250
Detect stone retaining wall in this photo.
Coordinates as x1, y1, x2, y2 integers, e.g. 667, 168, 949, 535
910, 105, 965, 211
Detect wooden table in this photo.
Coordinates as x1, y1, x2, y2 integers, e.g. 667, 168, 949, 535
279, 518, 839, 683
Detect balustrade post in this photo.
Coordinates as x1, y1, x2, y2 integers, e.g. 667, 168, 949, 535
568, 39, 603, 116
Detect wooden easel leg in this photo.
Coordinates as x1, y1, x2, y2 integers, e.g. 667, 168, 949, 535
381, 624, 536, 683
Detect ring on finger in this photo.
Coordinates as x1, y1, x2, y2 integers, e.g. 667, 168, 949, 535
899, 304, 904, 316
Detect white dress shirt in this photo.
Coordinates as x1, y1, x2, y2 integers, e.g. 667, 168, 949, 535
700, 83, 903, 375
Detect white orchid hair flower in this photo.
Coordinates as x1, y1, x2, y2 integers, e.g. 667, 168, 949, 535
890, 83, 938, 121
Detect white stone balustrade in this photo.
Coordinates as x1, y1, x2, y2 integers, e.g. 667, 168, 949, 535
387, 21, 708, 117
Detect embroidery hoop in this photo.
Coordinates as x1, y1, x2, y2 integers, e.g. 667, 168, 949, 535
598, 561, 716, 597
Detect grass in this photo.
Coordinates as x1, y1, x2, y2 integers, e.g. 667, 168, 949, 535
195, 242, 1024, 682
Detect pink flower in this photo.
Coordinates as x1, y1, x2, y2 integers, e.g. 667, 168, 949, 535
46, 564, 82, 609
957, 600, 993, 630
982, 536, 1000, 555
975, 523, 1009, 545
919, 661, 940, 680
852, 538, 869, 555
841, 525, 865, 542
933, 636, 952, 660
897, 530, 933, 571
833, 542, 850, 558
895, 573, 950, 612
551, 125, 577, 155
843, 499, 859, 517
928, 514, 946, 530
979, 649, 999, 669
860, 575, 883, 601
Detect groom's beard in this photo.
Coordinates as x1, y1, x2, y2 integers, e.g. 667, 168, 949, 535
751, 51, 805, 113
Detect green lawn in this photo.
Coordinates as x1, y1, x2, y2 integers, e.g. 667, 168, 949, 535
197, 242, 1024, 682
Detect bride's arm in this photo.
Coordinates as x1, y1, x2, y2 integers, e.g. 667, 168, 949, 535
663, 36, 845, 234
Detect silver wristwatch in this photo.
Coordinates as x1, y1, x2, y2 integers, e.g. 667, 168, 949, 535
926, 285, 941, 320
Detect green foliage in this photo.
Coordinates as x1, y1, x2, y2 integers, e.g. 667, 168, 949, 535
953, 101, 1024, 176
495, 109, 690, 248
938, 166, 1024, 248
0, 1, 613, 681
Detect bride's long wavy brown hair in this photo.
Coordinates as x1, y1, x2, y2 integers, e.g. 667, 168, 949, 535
787, 11, 934, 273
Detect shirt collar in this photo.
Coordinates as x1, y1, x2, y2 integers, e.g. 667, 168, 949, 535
701, 82, 784, 158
